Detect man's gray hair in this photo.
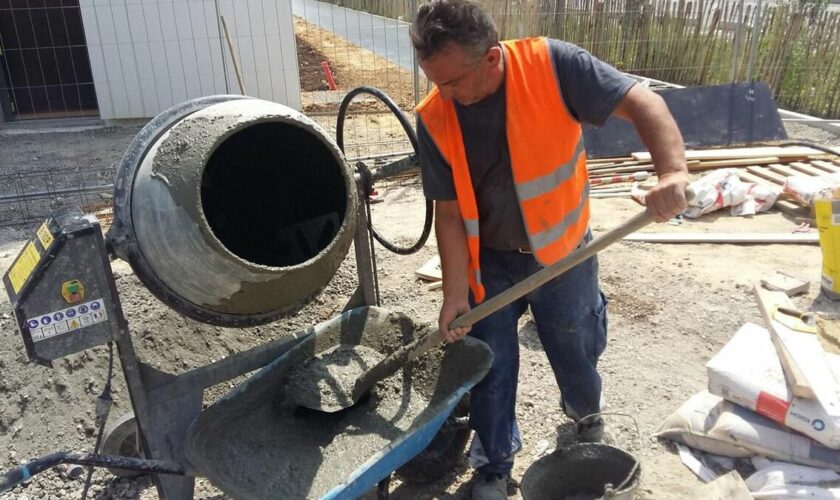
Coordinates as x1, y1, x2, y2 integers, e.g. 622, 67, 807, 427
410, 0, 499, 61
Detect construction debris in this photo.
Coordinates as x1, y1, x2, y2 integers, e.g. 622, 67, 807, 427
690, 470, 752, 500
587, 144, 840, 218
415, 255, 442, 282
760, 271, 810, 297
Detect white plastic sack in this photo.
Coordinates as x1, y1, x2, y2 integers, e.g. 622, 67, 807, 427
784, 174, 840, 206
751, 484, 840, 499
748, 457, 840, 493
656, 391, 840, 471
684, 169, 780, 218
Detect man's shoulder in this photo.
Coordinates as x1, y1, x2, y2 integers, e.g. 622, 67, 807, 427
546, 38, 587, 61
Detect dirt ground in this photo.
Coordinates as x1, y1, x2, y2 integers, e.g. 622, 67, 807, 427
294, 17, 424, 113
0, 114, 837, 499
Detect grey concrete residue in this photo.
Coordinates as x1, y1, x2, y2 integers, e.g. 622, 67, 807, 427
284, 343, 386, 410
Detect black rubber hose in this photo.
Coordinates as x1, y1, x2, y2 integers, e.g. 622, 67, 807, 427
337, 86, 433, 255
0, 452, 184, 494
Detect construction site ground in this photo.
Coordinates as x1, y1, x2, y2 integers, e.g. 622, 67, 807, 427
0, 117, 837, 499
1, 17, 840, 500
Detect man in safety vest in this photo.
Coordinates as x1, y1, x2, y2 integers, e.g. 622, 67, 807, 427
410, 0, 688, 498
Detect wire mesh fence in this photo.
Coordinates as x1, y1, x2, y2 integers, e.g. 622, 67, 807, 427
308, 0, 840, 119
0, 163, 115, 228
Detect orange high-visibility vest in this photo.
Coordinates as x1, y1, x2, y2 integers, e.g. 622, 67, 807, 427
417, 37, 590, 303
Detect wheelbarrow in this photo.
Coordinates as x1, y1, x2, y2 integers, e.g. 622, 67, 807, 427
185, 305, 492, 499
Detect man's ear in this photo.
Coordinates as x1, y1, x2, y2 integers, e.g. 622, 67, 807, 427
485, 46, 502, 66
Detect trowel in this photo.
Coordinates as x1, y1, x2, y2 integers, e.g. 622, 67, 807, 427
289, 203, 680, 412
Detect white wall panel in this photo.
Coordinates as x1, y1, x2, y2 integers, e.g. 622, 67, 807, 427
80, 0, 299, 119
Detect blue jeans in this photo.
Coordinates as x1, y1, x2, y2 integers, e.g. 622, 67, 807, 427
467, 239, 608, 475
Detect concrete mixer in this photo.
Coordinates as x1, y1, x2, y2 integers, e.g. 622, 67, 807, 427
0, 90, 493, 499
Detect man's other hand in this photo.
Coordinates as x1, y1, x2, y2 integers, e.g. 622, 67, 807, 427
645, 171, 689, 222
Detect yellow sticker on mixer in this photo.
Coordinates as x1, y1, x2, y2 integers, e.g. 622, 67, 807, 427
8, 242, 41, 294
36, 221, 54, 250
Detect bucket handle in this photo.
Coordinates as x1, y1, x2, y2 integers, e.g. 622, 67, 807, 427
576, 412, 641, 496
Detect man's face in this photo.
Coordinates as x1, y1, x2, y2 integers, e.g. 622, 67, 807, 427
419, 42, 499, 105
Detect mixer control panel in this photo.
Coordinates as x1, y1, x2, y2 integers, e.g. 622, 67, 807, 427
2, 208, 124, 366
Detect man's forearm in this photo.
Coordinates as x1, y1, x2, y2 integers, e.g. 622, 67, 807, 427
434, 201, 470, 302
616, 85, 687, 178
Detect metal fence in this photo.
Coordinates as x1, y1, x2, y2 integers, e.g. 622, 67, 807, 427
0, 163, 114, 228
307, 0, 840, 119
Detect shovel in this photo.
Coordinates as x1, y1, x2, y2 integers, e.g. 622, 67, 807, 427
289, 207, 665, 412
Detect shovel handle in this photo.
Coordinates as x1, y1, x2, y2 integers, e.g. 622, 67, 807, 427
448, 210, 653, 331
447, 185, 694, 331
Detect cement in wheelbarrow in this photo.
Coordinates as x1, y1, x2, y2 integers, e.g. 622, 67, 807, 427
184, 306, 492, 499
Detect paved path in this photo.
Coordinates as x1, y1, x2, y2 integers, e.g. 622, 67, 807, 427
291, 0, 417, 72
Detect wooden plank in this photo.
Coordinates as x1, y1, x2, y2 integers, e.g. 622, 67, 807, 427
811, 160, 840, 174
755, 284, 840, 419
623, 232, 819, 244
587, 165, 655, 176
738, 170, 779, 188
789, 161, 834, 177
692, 156, 781, 170
754, 284, 815, 399
632, 146, 824, 162
746, 166, 789, 185
766, 163, 811, 178
590, 159, 701, 176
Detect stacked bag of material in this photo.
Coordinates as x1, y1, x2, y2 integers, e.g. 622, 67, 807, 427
658, 304, 840, 496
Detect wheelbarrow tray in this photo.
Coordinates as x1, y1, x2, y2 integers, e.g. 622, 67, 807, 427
184, 306, 492, 499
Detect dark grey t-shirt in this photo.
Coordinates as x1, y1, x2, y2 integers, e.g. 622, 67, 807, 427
418, 39, 636, 250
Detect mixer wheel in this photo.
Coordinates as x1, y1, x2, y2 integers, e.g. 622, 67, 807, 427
396, 394, 471, 483
101, 412, 145, 478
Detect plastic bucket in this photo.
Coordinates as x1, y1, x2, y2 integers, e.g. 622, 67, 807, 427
520, 443, 641, 500
816, 198, 840, 300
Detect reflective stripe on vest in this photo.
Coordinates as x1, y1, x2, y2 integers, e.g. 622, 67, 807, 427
417, 37, 590, 303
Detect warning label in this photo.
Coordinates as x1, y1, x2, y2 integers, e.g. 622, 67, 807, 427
26, 299, 108, 342
8, 242, 41, 294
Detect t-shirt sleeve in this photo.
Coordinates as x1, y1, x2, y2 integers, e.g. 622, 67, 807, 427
416, 118, 457, 201
548, 39, 637, 126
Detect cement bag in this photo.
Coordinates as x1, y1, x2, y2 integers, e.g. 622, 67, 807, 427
784, 175, 840, 206
707, 323, 840, 448
656, 391, 840, 471
684, 169, 779, 218
747, 457, 840, 498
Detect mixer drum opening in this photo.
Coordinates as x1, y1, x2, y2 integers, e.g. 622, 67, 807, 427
201, 122, 348, 268
109, 96, 358, 326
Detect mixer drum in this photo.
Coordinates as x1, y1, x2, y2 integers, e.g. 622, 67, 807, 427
108, 96, 357, 327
